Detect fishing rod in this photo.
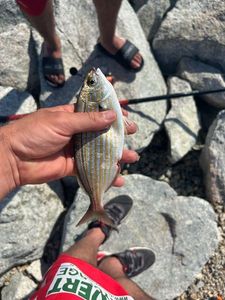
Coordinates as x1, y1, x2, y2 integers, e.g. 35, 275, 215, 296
1, 87, 225, 123
119, 87, 225, 106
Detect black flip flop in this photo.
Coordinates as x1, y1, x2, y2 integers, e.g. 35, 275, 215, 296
97, 40, 144, 72
42, 57, 65, 88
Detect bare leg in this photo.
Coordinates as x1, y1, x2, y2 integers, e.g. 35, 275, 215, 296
64, 228, 105, 267
18, 0, 65, 85
98, 257, 154, 300
93, 0, 143, 70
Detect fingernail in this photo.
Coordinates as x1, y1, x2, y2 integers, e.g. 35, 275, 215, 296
102, 110, 116, 121
136, 154, 140, 161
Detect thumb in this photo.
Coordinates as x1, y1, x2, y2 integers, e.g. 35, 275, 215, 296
58, 110, 117, 135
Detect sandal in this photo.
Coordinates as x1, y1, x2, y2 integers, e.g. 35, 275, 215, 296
97, 40, 144, 72
98, 247, 155, 278
42, 56, 65, 88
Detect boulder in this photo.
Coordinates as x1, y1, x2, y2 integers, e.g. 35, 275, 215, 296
26, 260, 43, 283
137, 0, 171, 41
0, 22, 39, 92
61, 174, 219, 300
200, 110, 225, 205
153, 0, 225, 75
33, 0, 167, 151
177, 57, 225, 108
0, 182, 64, 275
0, 86, 37, 119
164, 77, 201, 163
0, 0, 25, 31
1, 271, 36, 300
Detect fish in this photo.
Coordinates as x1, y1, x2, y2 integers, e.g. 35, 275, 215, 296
74, 67, 124, 227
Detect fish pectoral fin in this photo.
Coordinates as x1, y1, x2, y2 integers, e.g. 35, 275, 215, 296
76, 206, 115, 228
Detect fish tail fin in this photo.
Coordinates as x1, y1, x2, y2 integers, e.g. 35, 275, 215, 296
76, 205, 115, 228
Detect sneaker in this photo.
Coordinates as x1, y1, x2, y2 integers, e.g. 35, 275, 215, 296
75, 195, 133, 243
113, 247, 155, 277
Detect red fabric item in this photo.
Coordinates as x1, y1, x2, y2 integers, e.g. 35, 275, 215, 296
16, 0, 48, 16
29, 254, 134, 300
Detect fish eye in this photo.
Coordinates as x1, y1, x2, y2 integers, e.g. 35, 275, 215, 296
87, 76, 97, 87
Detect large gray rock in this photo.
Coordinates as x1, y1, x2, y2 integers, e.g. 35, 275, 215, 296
200, 110, 225, 205
0, 182, 64, 275
61, 174, 219, 300
1, 271, 36, 300
164, 77, 201, 163
137, 0, 171, 41
0, 0, 25, 31
33, 0, 167, 151
153, 0, 225, 74
0, 22, 39, 92
177, 57, 225, 108
0, 86, 37, 119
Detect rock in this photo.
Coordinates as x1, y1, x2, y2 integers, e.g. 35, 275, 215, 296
1, 271, 36, 300
61, 174, 219, 300
153, 0, 225, 75
137, 0, 171, 41
0, 22, 39, 92
26, 260, 43, 282
0, 86, 37, 120
164, 77, 201, 163
0, 0, 25, 31
177, 57, 225, 108
0, 182, 64, 275
33, 0, 167, 151
200, 110, 225, 205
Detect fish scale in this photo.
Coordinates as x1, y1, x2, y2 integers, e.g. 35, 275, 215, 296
74, 68, 124, 227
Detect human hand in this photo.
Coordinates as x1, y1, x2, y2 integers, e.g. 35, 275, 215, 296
0, 104, 138, 199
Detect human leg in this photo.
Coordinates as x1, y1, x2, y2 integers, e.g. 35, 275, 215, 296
98, 248, 156, 300
16, 0, 65, 86
65, 195, 133, 266
93, 0, 143, 70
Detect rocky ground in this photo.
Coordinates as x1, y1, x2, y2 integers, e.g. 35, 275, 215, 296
39, 99, 225, 299
125, 132, 225, 299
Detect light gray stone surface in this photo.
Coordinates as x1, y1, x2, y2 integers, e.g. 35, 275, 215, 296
0, 0, 25, 31
0, 86, 37, 118
0, 182, 64, 275
1, 271, 36, 300
177, 57, 225, 108
33, 0, 167, 151
61, 174, 219, 300
164, 77, 201, 163
200, 110, 225, 205
153, 0, 225, 74
26, 260, 43, 283
0, 22, 39, 92
137, 0, 171, 41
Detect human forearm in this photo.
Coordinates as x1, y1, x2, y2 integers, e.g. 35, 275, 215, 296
0, 128, 18, 200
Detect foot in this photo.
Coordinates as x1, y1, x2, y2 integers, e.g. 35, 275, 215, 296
99, 36, 143, 70
75, 195, 133, 243
42, 35, 65, 87
99, 247, 156, 278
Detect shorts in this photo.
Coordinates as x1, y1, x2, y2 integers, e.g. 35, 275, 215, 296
16, 0, 48, 16
29, 254, 134, 300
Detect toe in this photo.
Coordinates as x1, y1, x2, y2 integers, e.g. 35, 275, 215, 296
130, 52, 143, 69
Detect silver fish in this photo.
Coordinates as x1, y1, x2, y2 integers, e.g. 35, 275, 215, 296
74, 68, 124, 227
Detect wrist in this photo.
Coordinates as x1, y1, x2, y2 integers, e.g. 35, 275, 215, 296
0, 127, 18, 200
